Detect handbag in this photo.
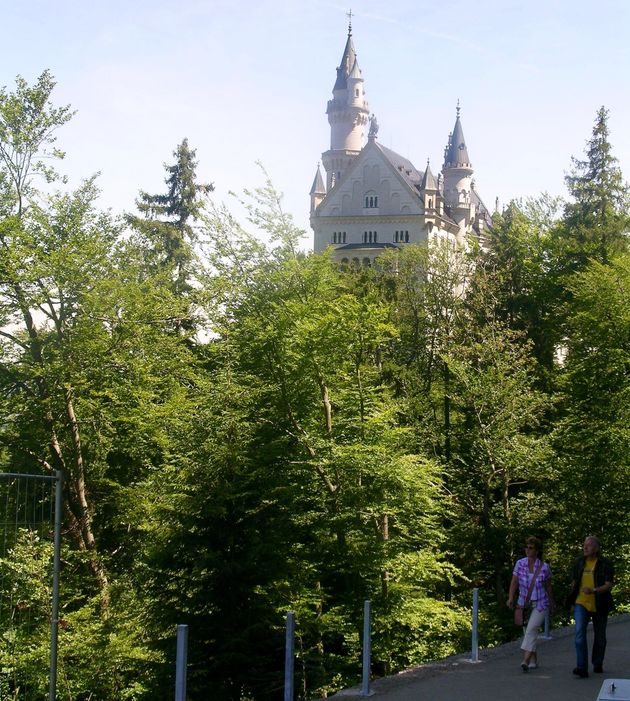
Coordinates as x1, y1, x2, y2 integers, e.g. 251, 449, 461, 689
515, 561, 543, 626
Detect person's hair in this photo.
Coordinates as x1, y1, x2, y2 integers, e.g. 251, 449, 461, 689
525, 536, 542, 556
585, 535, 601, 554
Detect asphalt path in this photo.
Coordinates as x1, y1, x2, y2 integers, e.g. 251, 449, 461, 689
325, 614, 630, 701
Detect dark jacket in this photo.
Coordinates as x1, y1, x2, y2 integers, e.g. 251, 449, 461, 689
567, 555, 614, 614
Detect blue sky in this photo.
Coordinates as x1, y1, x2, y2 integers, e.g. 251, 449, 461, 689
2, 0, 629, 243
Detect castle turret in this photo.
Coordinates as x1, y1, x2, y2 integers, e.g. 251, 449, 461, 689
321, 21, 370, 190
442, 103, 475, 243
309, 164, 326, 213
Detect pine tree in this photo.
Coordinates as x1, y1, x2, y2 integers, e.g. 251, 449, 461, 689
128, 138, 213, 294
562, 106, 629, 268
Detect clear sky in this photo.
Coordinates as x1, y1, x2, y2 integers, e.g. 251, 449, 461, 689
2, 0, 630, 246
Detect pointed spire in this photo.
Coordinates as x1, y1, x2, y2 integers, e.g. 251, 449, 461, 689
333, 19, 359, 91
420, 159, 438, 191
444, 103, 472, 170
310, 163, 326, 195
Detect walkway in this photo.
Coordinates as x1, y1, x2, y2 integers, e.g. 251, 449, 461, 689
327, 614, 630, 701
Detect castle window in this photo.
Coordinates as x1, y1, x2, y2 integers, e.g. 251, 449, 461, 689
332, 232, 337, 243
405, 231, 409, 242
394, 230, 398, 242
343, 231, 347, 243
374, 232, 378, 242
355, 88, 360, 97
363, 231, 368, 243
364, 191, 378, 209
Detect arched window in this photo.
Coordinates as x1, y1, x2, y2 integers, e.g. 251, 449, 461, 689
364, 190, 378, 209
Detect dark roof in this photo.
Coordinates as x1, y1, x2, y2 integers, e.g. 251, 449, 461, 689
333, 32, 358, 91
376, 143, 423, 187
444, 115, 472, 169
335, 242, 398, 250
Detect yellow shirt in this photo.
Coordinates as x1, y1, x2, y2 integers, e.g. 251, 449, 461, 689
576, 557, 598, 612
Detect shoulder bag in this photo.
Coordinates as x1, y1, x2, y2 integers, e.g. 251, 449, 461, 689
515, 561, 543, 626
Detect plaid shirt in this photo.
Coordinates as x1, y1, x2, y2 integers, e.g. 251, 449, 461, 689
513, 557, 551, 611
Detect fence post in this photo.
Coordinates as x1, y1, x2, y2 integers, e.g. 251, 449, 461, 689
48, 470, 63, 701
284, 612, 295, 701
175, 624, 188, 701
470, 587, 480, 663
361, 600, 374, 696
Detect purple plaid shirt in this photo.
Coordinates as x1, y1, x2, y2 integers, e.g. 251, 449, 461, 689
512, 557, 551, 611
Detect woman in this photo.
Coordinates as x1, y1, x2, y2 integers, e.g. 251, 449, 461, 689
507, 536, 553, 671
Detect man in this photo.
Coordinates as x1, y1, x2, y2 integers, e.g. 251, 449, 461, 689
567, 536, 614, 678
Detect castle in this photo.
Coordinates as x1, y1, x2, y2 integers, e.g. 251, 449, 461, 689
309, 22, 492, 263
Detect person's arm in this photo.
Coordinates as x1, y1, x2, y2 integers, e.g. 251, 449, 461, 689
584, 560, 614, 595
586, 581, 613, 595
507, 574, 519, 608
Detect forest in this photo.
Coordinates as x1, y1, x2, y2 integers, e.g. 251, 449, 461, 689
0, 71, 629, 700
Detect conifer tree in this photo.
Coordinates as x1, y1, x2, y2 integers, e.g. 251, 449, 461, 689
561, 106, 629, 268
128, 138, 213, 294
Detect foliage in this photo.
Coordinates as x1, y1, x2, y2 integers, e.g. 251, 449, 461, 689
1, 74, 630, 700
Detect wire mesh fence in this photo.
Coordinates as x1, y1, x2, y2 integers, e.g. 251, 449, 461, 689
0, 472, 61, 701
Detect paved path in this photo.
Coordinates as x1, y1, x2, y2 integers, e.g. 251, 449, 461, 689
327, 614, 630, 701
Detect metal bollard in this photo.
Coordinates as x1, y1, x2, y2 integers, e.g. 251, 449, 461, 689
284, 612, 295, 701
175, 624, 188, 701
470, 587, 480, 663
540, 609, 552, 640
361, 600, 374, 696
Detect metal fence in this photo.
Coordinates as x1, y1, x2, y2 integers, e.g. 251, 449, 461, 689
0, 471, 62, 701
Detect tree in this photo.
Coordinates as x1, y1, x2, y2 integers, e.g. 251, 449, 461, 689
559, 106, 629, 270
127, 138, 213, 295
553, 254, 630, 554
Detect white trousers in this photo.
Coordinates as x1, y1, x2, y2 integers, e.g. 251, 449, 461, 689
521, 607, 546, 652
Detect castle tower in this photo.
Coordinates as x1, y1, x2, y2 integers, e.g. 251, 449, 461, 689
321, 19, 370, 191
309, 164, 326, 213
442, 104, 475, 242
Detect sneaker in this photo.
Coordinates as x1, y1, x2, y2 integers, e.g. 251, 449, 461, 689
528, 663, 538, 669
573, 667, 588, 678
521, 663, 529, 672
593, 666, 604, 673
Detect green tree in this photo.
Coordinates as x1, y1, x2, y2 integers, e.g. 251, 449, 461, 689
559, 106, 629, 270
553, 254, 630, 560
127, 138, 213, 295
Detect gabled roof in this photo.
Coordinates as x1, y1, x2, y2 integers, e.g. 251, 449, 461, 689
376, 143, 423, 188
